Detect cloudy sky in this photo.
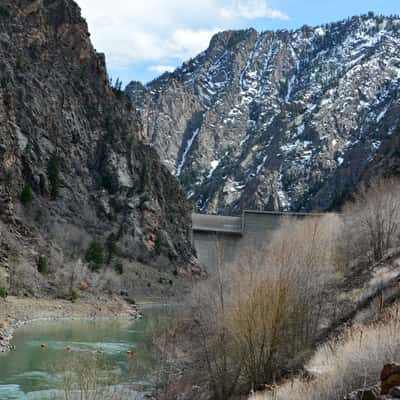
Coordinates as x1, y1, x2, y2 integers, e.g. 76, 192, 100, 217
76, 0, 399, 85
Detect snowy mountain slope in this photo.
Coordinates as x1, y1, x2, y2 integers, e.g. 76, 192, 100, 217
127, 14, 400, 214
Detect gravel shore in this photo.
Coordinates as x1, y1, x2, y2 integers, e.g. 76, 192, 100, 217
0, 295, 140, 352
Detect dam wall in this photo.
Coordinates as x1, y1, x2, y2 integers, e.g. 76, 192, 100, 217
192, 211, 321, 271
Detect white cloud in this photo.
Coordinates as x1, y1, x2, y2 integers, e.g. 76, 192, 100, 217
168, 28, 222, 59
76, 0, 288, 71
148, 65, 176, 74
221, 0, 289, 20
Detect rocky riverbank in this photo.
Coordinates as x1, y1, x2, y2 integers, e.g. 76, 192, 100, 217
0, 295, 140, 352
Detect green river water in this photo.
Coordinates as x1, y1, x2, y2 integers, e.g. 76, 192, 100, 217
0, 307, 167, 399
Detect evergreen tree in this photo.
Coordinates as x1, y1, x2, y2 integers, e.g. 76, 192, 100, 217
47, 153, 60, 200
20, 184, 33, 206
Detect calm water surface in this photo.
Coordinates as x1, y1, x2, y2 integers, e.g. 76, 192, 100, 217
0, 307, 169, 399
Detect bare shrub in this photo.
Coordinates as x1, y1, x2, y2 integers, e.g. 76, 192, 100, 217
185, 215, 340, 398
9, 261, 41, 296
339, 178, 400, 265
145, 307, 181, 399
53, 259, 88, 299
52, 352, 136, 400
188, 238, 244, 399
256, 309, 400, 400
229, 271, 291, 388
51, 223, 91, 259
96, 267, 123, 294
239, 215, 339, 386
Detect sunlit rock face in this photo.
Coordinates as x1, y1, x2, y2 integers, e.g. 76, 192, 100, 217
127, 14, 400, 215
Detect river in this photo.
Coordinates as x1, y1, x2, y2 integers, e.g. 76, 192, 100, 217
0, 306, 170, 399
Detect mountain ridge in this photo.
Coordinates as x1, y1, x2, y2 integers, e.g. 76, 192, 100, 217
127, 13, 400, 215
0, 0, 196, 297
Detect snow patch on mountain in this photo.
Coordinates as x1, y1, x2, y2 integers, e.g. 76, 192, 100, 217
176, 128, 200, 177
127, 14, 400, 215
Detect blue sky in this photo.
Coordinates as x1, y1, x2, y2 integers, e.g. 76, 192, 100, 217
76, 0, 399, 86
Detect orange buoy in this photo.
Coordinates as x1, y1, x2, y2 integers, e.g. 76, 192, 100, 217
40, 344, 46, 349
66, 346, 72, 352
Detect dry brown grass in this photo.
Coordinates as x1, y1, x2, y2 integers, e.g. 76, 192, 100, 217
254, 309, 400, 400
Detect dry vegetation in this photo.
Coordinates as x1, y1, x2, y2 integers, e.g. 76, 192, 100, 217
178, 178, 400, 400
52, 352, 140, 400
255, 308, 400, 400
2, 214, 185, 300
337, 177, 400, 268
183, 214, 340, 398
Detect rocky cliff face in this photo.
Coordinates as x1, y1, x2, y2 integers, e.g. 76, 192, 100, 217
127, 14, 400, 214
0, 0, 196, 295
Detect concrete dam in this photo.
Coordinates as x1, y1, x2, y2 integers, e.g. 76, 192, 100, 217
192, 211, 319, 271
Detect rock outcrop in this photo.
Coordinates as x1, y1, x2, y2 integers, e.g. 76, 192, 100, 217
127, 14, 400, 215
0, 0, 196, 295
345, 363, 400, 399
382, 364, 400, 395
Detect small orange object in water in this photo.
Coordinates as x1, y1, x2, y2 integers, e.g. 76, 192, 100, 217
66, 346, 71, 352
40, 344, 46, 349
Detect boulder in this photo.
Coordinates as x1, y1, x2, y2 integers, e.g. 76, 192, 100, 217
345, 386, 380, 400
388, 387, 400, 398
382, 364, 400, 395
